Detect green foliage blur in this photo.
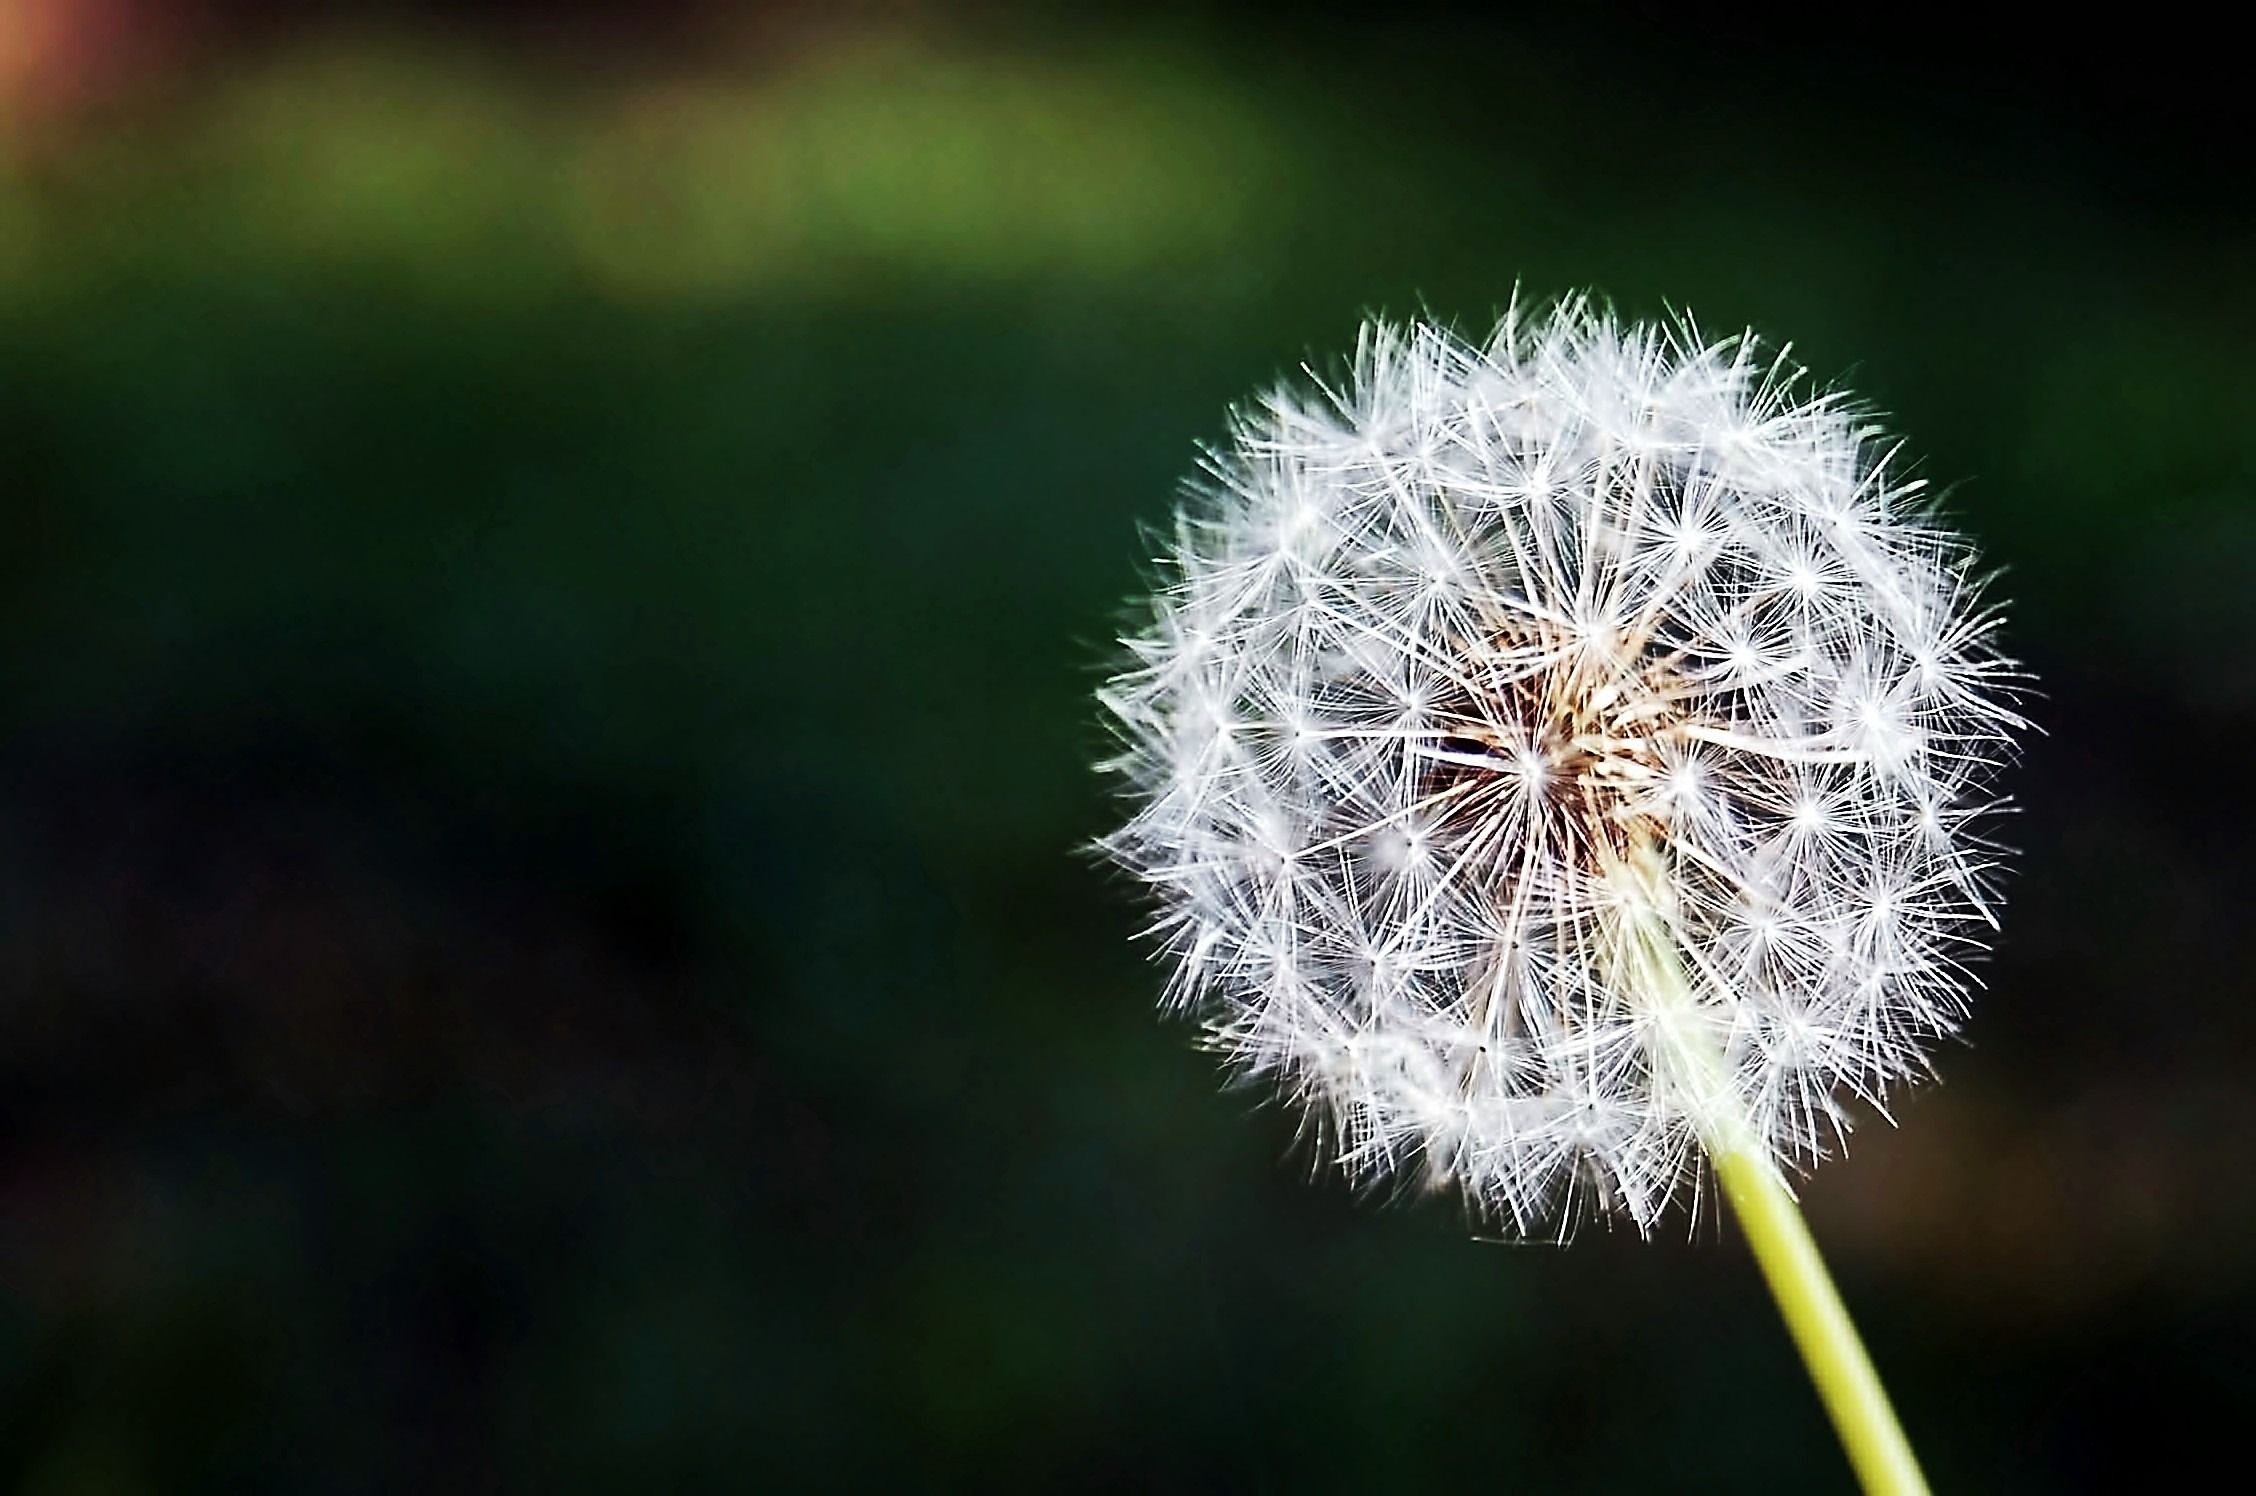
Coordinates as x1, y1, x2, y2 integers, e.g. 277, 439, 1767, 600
2, 7, 2251, 1491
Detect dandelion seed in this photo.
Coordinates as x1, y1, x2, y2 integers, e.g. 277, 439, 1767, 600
1096, 296, 2026, 1495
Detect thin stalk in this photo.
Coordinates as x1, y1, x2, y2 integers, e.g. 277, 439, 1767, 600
1609, 842, 1930, 1496
1711, 1141, 1930, 1496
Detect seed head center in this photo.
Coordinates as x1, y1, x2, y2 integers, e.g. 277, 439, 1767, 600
1434, 624, 1691, 870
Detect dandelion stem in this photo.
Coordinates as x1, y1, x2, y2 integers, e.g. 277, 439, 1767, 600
1611, 841, 1930, 1496
1711, 1142, 1931, 1496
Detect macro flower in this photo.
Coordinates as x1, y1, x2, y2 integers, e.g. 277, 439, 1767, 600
1098, 298, 2025, 1239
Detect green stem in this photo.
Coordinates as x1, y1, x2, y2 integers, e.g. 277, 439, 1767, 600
1608, 842, 1929, 1496
1711, 1143, 1930, 1496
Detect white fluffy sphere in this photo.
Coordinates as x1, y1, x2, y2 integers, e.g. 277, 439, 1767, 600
1098, 300, 2024, 1237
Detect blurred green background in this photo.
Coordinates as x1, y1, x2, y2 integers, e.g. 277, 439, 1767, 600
2, 2, 2250, 1490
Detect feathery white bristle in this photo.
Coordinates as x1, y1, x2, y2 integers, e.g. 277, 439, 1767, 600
1098, 299, 2025, 1238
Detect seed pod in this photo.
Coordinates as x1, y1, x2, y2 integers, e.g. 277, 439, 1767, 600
1097, 299, 2025, 1238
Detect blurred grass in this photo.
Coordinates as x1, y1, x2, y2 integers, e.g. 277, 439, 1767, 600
2, 30, 1294, 299
4, 22, 2247, 711
1, 12, 2251, 1493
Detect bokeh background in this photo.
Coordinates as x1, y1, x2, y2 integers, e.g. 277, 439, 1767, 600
2, 1, 2250, 1490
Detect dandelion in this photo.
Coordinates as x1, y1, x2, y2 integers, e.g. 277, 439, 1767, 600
1097, 297, 2024, 1495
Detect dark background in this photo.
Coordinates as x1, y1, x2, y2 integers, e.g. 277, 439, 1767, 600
2, 2, 2250, 1489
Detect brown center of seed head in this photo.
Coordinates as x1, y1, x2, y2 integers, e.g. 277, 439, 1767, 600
1427, 620, 1692, 881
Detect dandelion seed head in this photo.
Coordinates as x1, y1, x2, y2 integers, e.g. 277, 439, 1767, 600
1097, 298, 2026, 1238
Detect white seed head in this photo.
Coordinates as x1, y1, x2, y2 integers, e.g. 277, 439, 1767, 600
1097, 299, 2026, 1238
